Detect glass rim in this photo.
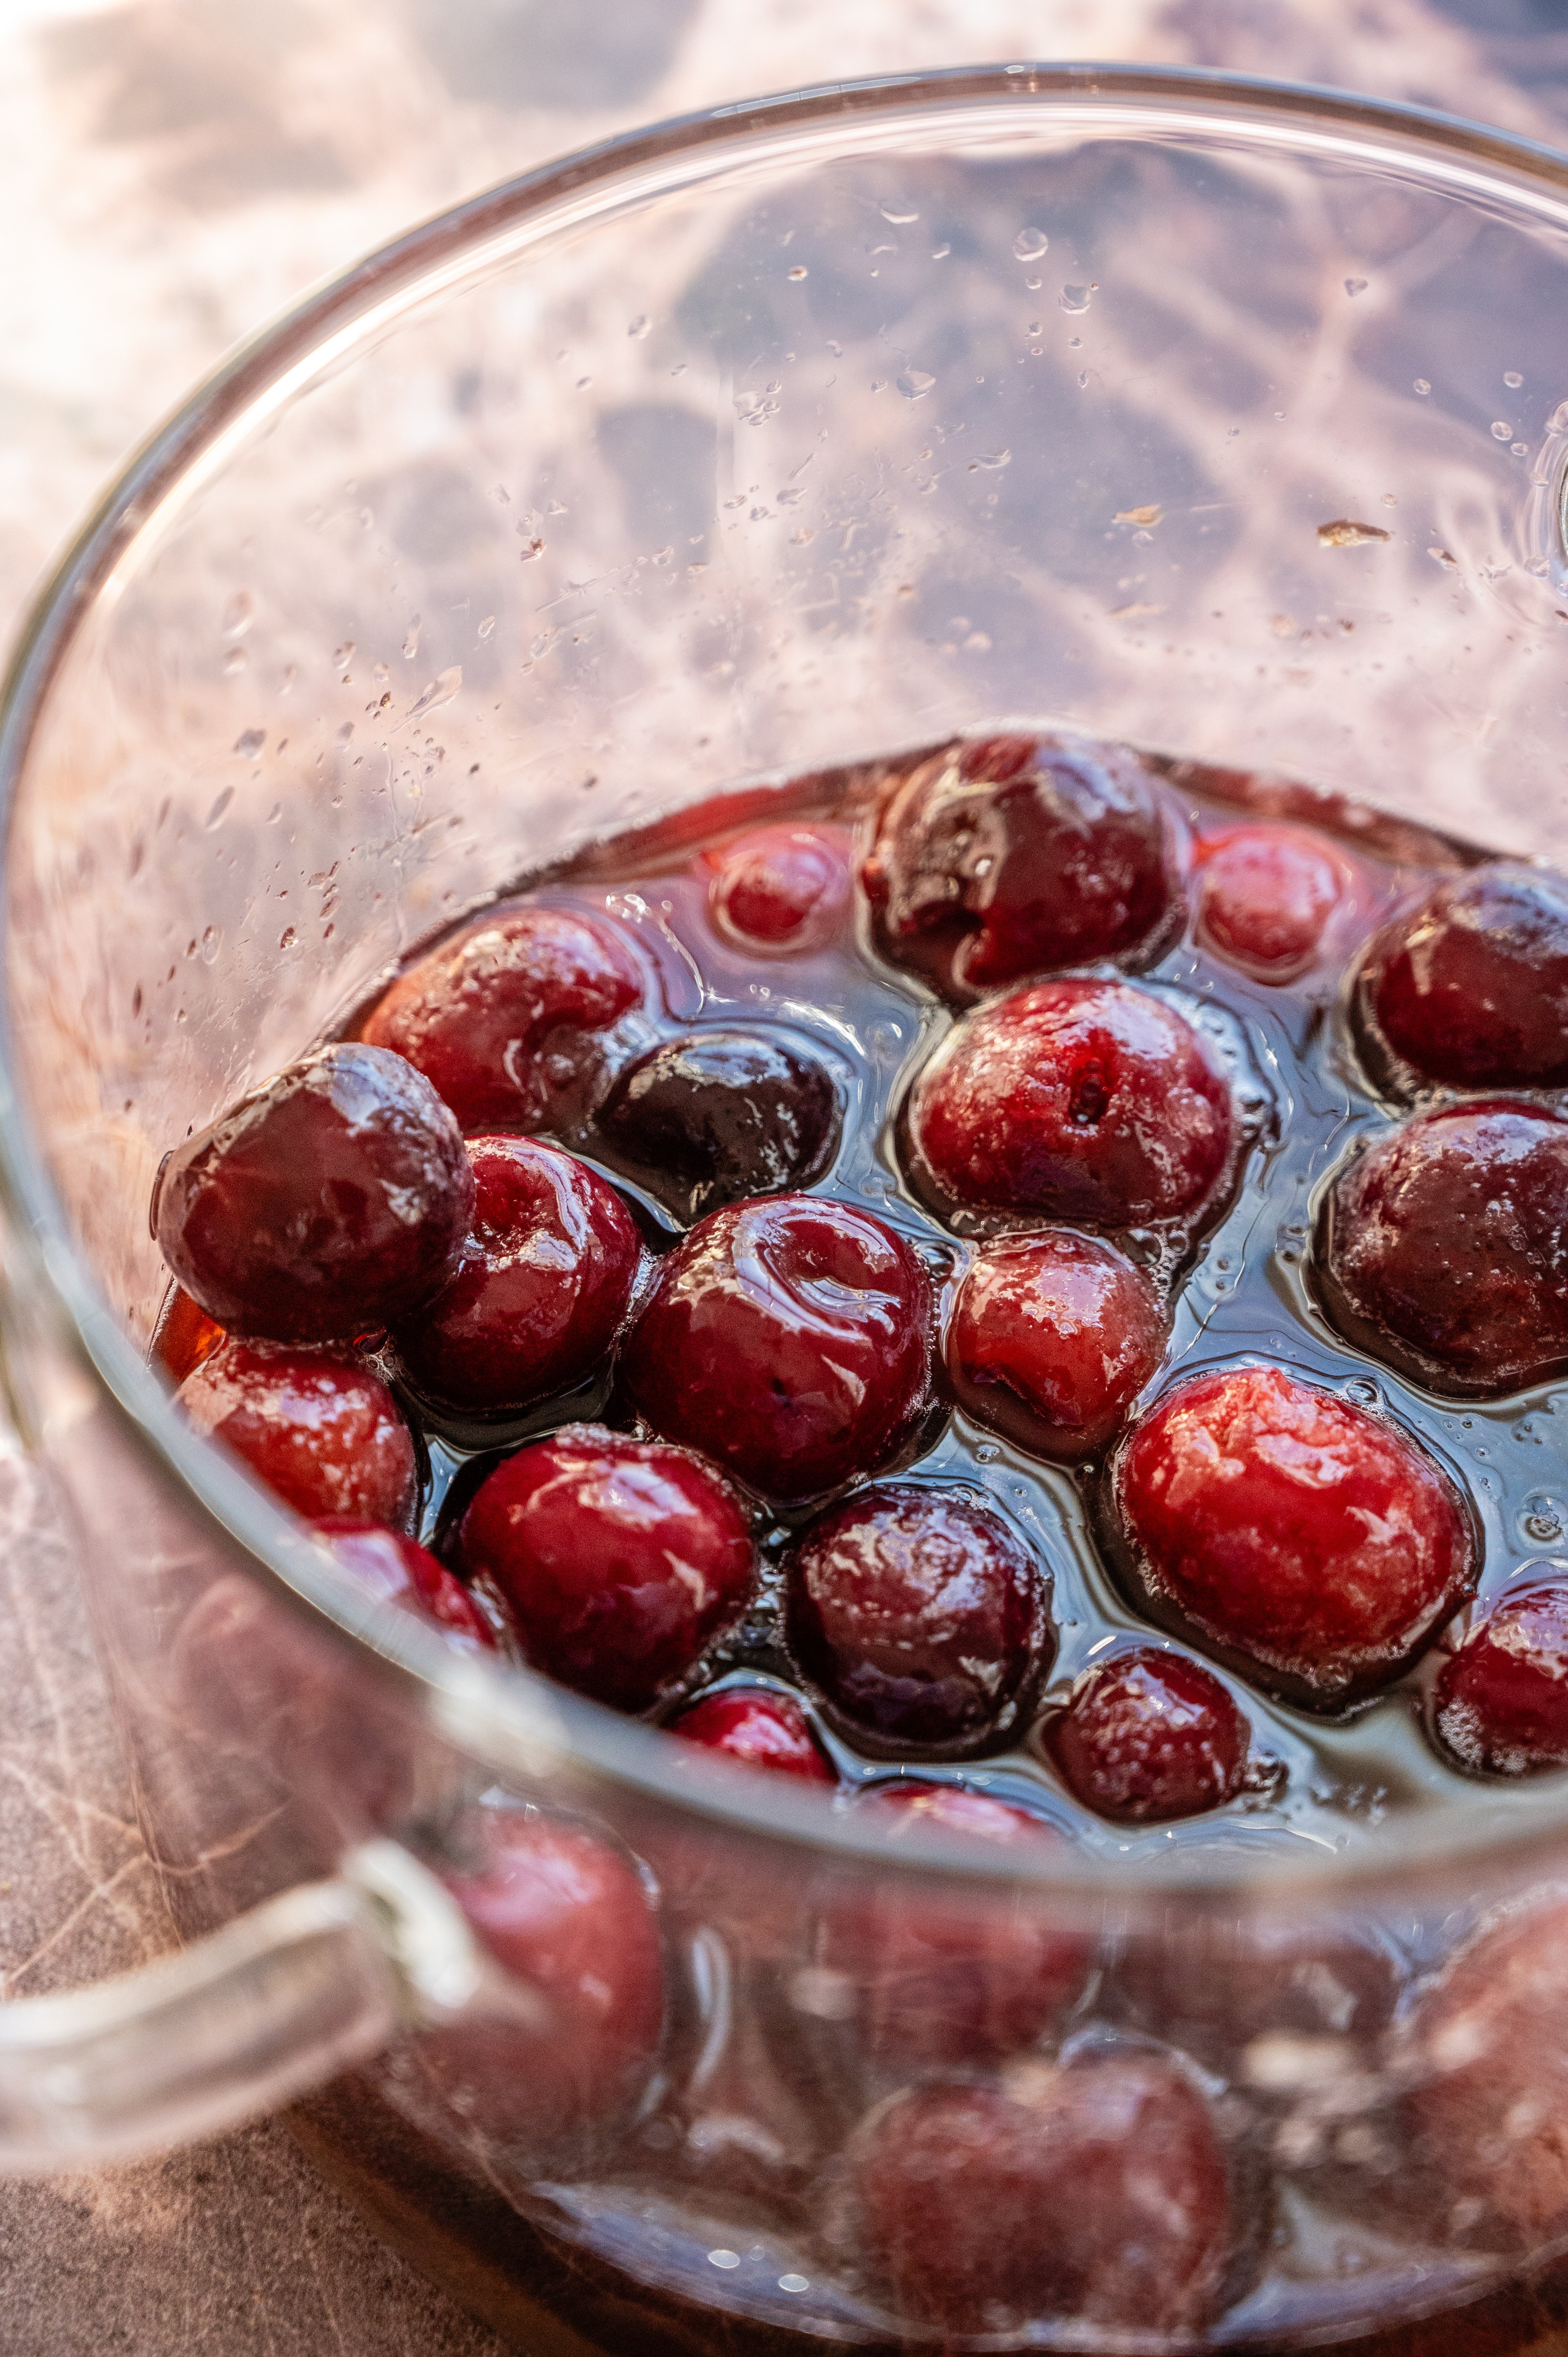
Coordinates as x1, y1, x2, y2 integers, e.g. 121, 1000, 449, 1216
7, 59, 1568, 1904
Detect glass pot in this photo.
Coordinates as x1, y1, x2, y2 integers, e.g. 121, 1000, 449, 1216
7, 63, 1568, 2356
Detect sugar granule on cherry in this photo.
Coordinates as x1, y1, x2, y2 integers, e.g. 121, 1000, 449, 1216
1112, 1366, 1474, 1707
1047, 1645, 1250, 1822
704, 823, 851, 954
909, 977, 1234, 1228
457, 1424, 755, 1711
1317, 1101, 1568, 1399
392, 1136, 639, 1417
1356, 862, 1568, 1090
313, 1516, 503, 1651
593, 1030, 839, 1224
785, 1485, 1046, 1754
1195, 821, 1351, 982
946, 1228, 1166, 1462
360, 899, 642, 1132
862, 732, 1179, 1000
177, 1338, 418, 1528
667, 1686, 836, 1783
619, 1193, 932, 1502
153, 1042, 474, 1344
1431, 1582, 1568, 1777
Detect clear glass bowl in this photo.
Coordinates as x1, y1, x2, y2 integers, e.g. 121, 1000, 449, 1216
8, 62, 1568, 2354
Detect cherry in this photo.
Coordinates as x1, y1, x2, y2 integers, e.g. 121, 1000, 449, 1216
1432, 1582, 1568, 1776
785, 1486, 1046, 1753
1112, 1367, 1474, 1707
152, 1043, 474, 1344
424, 1808, 666, 2170
862, 732, 1178, 1000
456, 1424, 754, 1711
1357, 862, 1568, 1088
666, 1686, 836, 1783
151, 1285, 226, 1386
594, 1030, 839, 1224
177, 1338, 417, 1527
946, 1229, 1166, 1461
313, 1516, 501, 1652
840, 2051, 1232, 2336
619, 1194, 932, 1502
1195, 821, 1351, 981
360, 898, 643, 1131
392, 1137, 639, 1417
1316, 1101, 1568, 1399
909, 978, 1234, 1228
1047, 1646, 1250, 1822
1116, 1914, 1400, 2073
704, 823, 851, 954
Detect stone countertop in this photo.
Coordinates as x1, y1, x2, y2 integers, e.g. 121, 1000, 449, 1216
2, 2, 1566, 2350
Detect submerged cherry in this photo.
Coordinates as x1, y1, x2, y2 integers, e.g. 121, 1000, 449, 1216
946, 1230, 1166, 1461
667, 1686, 836, 1783
153, 1042, 474, 1343
1357, 863, 1568, 1088
177, 1339, 417, 1528
1195, 822, 1350, 981
594, 1030, 839, 1223
1432, 1583, 1568, 1777
705, 823, 851, 953
313, 1516, 501, 1650
1047, 1647, 1250, 1822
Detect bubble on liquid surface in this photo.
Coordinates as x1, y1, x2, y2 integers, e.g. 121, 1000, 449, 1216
1520, 1493, 1568, 1547
1012, 227, 1049, 260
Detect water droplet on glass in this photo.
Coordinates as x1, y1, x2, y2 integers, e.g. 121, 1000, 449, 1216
200, 925, 220, 964
1317, 519, 1390, 548
1413, 378, 1432, 396
897, 369, 935, 399
204, 786, 235, 829
222, 590, 254, 637
968, 449, 1012, 471
1429, 546, 1459, 569
403, 618, 421, 659
406, 666, 462, 724
1505, 370, 1524, 389
1527, 555, 1551, 575
1344, 277, 1368, 297
931, 242, 951, 261
232, 728, 265, 758
881, 201, 919, 223
337, 721, 355, 744
1059, 283, 1097, 313
1492, 421, 1513, 440
279, 665, 297, 695
519, 536, 546, 561
779, 2275, 810, 2295
707, 2250, 741, 2271
279, 927, 297, 952
787, 264, 808, 280
1513, 442, 1530, 458
1012, 227, 1049, 260
221, 646, 247, 675
478, 614, 496, 638
628, 315, 651, 339
333, 641, 355, 668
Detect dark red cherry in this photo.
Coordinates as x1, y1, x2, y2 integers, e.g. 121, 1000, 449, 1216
1047, 1647, 1250, 1822
841, 2052, 1232, 2336
313, 1516, 501, 1652
177, 1339, 417, 1527
152, 1043, 474, 1344
1195, 821, 1351, 981
786, 1486, 1046, 1753
426, 1808, 665, 2169
1115, 1913, 1400, 2074
704, 823, 852, 953
360, 899, 642, 1131
457, 1425, 754, 1712
1112, 1367, 1473, 1708
151, 1285, 226, 1386
1432, 1583, 1568, 1776
1317, 1102, 1568, 1399
667, 1686, 836, 1783
909, 978, 1234, 1228
392, 1137, 639, 1416
862, 733, 1178, 1000
1358, 863, 1568, 1088
946, 1230, 1166, 1461
620, 1194, 932, 1502
594, 1030, 839, 1224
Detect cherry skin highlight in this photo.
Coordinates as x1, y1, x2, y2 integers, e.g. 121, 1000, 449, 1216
1358, 862, 1568, 1088
863, 732, 1179, 1000
313, 1516, 501, 1651
153, 1042, 474, 1343
1432, 1583, 1568, 1777
704, 823, 852, 954
1047, 1646, 1250, 1823
177, 1339, 417, 1528
1112, 1367, 1474, 1707
946, 1229, 1166, 1462
392, 1137, 639, 1417
785, 1485, 1046, 1753
667, 1686, 836, 1783
360, 898, 642, 1132
1195, 821, 1350, 981
909, 977, 1234, 1228
457, 1424, 754, 1712
594, 1030, 839, 1224
1317, 1101, 1568, 1399
619, 1194, 932, 1502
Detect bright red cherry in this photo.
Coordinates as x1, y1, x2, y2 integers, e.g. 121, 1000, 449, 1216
862, 733, 1179, 1000
667, 1686, 836, 1783
841, 2053, 1232, 2336
909, 978, 1234, 1229
785, 1486, 1046, 1753
177, 1339, 417, 1527
1112, 1368, 1474, 1708
313, 1516, 502, 1652
1358, 863, 1568, 1088
1317, 1102, 1568, 1399
1195, 821, 1351, 981
392, 1137, 639, 1417
619, 1194, 932, 1501
1432, 1583, 1568, 1776
1047, 1647, 1250, 1822
361, 899, 642, 1131
704, 823, 852, 954
946, 1230, 1166, 1461
457, 1425, 754, 1711
152, 1043, 474, 1344
151, 1285, 226, 1386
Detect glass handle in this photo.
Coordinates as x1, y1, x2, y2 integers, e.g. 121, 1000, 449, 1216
0, 1839, 523, 2172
